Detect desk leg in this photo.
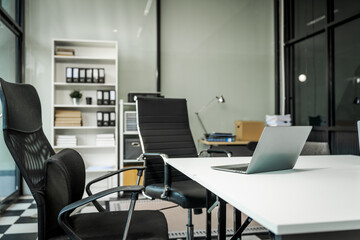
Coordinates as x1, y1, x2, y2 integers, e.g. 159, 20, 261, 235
233, 209, 242, 240
206, 190, 212, 240
217, 197, 226, 240
273, 229, 360, 240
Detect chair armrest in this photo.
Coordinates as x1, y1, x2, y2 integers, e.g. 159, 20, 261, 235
86, 166, 146, 212
199, 149, 232, 157
137, 153, 171, 199
58, 185, 144, 240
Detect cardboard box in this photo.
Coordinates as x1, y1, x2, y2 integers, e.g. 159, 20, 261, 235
235, 121, 264, 141
123, 166, 144, 186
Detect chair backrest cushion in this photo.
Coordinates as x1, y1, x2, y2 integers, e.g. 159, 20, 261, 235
45, 148, 85, 237
0, 78, 42, 132
137, 97, 198, 185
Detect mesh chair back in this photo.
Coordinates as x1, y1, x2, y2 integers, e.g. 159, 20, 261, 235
0, 78, 58, 239
301, 141, 330, 155
0, 78, 54, 190
137, 97, 198, 185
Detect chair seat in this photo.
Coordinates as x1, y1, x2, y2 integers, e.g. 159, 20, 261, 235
145, 180, 214, 209
51, 210, 168, 240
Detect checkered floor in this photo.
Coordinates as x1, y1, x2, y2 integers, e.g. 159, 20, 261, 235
0, 195, 38, 240
0, 196, 270, 240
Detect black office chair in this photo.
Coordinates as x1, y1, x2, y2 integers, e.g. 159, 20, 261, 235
0, 78, 168, 240
136, 97, 231, 240
301, 141, 331, 155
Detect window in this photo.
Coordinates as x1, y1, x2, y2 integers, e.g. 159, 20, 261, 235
283, 0, 360, 154
0, 0, 23, 211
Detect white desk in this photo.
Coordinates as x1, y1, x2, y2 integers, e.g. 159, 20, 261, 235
166, 155, 360, 240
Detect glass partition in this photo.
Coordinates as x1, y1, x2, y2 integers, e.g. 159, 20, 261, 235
334, 18, 360, 126
0, 20, 19, 201
294, 34, 327, 126
1, 0, 18, 23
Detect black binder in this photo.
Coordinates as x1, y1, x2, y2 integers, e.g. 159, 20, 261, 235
79, 68, 86, 83
93, 68, 99, 83
110, 111, 116, 126
99, 68, 105, 83
97, 111, 103, 126
66, 67, 72, 83
72, 68, 79, 83
86, 68, 93, 83
103, 90, 110, 105
97, 90, 103, 105
110, 90, 116, 105
103, 112, 110, 126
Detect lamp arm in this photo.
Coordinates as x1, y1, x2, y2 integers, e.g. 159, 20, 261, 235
196, 98, 217, 115
195, 112, 208, 135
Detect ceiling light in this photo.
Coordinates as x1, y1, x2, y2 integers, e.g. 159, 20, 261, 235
144, 0, 153, 16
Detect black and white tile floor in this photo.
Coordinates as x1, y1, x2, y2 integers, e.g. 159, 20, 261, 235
0, 195, 38, 240
0, 196, 270, 240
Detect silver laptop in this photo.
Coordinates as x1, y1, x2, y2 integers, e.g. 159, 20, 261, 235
211, 126, 312, 174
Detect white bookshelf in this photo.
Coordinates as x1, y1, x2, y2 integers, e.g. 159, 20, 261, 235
51, 39, 118, 194
119, 99, 144, 186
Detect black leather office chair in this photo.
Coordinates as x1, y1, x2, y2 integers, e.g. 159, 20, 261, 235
136, 97, 231, 240
0, 78, 168, 240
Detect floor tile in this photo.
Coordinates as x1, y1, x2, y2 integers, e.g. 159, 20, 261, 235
15, 216, 38, 224
21, 208, 37, 217
19, 195, 33, 200
0, 225, 10, 233
0, 210, 24, 217
29, 203, 37, 209
6, 203, 31, 211
0, 216, 19, 225
14, 199, 35, 204
0, 233, 38, 240
5, 223, 37, 234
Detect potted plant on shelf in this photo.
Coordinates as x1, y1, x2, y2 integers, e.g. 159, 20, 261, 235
69, 90, 82, 105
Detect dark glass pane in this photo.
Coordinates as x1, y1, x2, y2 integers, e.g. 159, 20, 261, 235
0, 20, 18, 200
1, 0, 17, 23
294, 34, 327, 126
293, 0, 326, 39
334, 18, 360, 126
334, 0, 360, 22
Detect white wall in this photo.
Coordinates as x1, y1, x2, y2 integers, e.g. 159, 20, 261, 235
161, 0, 275, 144
25, 0, 275, 148
25, 0, 157, 137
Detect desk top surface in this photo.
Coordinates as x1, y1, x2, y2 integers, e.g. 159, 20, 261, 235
166, 155, 360, 235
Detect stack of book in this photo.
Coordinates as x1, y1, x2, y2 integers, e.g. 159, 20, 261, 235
55, 48, 75, 56
56, 135, 77, 147
266, 114, 291, 126
55, 110, 82, 127
207, 132, 235, 142
96, 134, 115, 146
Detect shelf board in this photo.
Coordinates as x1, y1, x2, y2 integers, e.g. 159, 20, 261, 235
54, 145, 116, 149
54, 82, 116, 88
54, 104, 116, 108
54, 126, 116, 130
123, 102, 136, 106
124, 131, 138, 135
54, 55, 116, 63
124, 159, 144, 164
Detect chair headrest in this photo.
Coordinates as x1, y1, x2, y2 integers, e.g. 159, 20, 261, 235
0, 78, 42, 132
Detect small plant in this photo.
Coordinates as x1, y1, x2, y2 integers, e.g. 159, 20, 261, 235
69, 90, 82, 99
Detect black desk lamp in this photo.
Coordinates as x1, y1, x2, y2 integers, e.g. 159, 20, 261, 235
195, 95, 225, 138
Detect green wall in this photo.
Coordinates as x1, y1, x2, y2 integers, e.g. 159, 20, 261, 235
161, 0, 275, 144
